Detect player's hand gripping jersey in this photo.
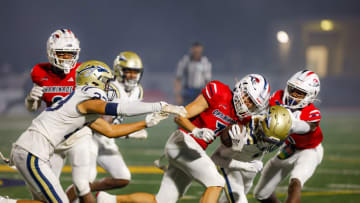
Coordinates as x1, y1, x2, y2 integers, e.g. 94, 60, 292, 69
31, 62, 81, 106
269, 90, 323, 149
15, 86, 107, 161
180, 81, 250, 150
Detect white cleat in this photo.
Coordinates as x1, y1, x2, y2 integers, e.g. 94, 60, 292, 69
96, 191, 116, 203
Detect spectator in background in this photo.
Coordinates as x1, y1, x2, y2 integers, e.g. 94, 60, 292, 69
174, 42, 212, 105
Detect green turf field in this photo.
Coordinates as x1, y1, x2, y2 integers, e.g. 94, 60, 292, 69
0, 109, 360, 202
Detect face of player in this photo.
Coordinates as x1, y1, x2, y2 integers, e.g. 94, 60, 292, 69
288, 86, 306, 103
56, 51, 76, 59
123, 69, 141, 81
242, 94, 256, 112
190, 45, 203, 61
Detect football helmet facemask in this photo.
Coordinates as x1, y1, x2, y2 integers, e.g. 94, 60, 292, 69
47, 29, 80, 74
76, 60, 114, 92
283, 70, 320, 109
233, 74, 271, 119
113, 51, 143, 91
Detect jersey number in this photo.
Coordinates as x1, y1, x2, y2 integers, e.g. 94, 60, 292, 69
46, 91, 75, 111
214, 120, 227, 135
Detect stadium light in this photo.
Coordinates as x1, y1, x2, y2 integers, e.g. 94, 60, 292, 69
277, 31, 289, 44
320, 20, 334, 31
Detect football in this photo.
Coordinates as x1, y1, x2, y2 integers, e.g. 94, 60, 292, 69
220, 124, 243, 147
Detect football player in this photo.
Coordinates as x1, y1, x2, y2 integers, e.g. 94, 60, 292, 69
23, 29, 96, 202
211, 105, 292, 203
253, 70, 323, 203
10, 60, 186, 203
65, 52, 149, 202
25, 29, 81, 112
97, 74, 271, 203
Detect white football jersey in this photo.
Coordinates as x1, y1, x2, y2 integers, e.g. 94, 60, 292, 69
93, 80, 143, 144
14, 86, 107, 161
110, 80, 143, 101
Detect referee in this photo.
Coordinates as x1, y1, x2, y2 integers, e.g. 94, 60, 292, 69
174, 42, 212, 105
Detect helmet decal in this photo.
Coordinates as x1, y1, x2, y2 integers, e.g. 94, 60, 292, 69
79, 65, 109, 77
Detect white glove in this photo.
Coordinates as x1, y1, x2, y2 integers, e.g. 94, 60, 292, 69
229, 159, 263, 173
29, 84, 44, 101
127, 129, 148, 139
145, 112, 169, 127
229, 124, 246, 151
191, 128, 215, 143
160, 102, 187, 117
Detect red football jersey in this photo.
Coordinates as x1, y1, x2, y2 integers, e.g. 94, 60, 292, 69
180, 81, 251, 150
31, 63, 81, 107
269, 90, 323, 149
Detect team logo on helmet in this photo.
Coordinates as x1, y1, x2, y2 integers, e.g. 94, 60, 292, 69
79, 65, 109, 77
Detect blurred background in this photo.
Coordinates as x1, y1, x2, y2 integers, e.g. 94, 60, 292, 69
0, 0, 360, 112
0, 0, 360, 202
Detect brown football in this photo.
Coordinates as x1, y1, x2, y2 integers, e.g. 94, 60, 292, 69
220, 124, 244, 147
220, 124, 237, 147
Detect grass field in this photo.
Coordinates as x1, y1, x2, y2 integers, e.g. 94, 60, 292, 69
0, 109, 360, 202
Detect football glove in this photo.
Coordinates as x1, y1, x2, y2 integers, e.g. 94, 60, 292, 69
191, 128, 215, 143
160, 102, 187, 117
229, 124, 246, 151
29, 84, 44, 101
145, 112, 169, 127
127, 129, 148, 139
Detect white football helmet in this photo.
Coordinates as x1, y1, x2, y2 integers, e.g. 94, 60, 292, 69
283, 70, 320, 109
233, 74, 271, 119
47, 29, 80, 74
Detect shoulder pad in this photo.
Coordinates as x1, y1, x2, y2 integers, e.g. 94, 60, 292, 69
80, 86, 108, 101
31, 63, 50, 84
300, 104, 321, 122
202, 80, 231, 105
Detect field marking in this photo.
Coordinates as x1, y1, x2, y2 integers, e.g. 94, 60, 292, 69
180, 190, 360, 201
0, 164, 164, 174
318, 168, 360, 175
1, 163, 360, 199
329, 184, 360, 189
3, 165, 360, 176
324, 155, 360, 164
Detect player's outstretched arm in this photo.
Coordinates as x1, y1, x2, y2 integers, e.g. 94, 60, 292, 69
175, 94, 209, 132
89, 118, 147, 138
89, 112, 168, 138
78, 99, 186, 117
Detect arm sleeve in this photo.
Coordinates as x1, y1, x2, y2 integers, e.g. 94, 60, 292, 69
113, 99, 162, 116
